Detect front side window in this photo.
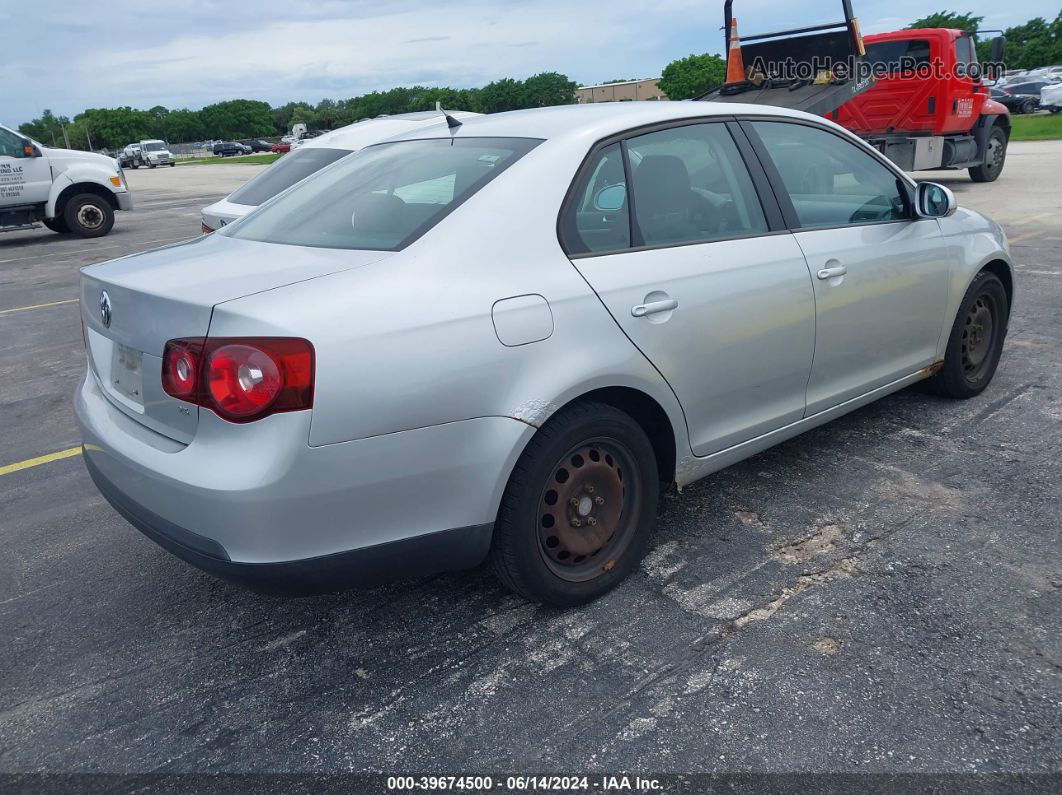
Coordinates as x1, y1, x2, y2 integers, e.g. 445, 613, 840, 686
626, 123, 767, 246
751, 121, 909, 229
0, 127, 26, 158
229, 137, 539, 251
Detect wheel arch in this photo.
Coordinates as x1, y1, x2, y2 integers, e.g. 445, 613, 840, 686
515, 385, 680, 488
53, 181, 118, 218
979, 258, 1014, 310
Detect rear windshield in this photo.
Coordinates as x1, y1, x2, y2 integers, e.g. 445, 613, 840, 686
228, 147, 349, 206
228, 137, 540, 251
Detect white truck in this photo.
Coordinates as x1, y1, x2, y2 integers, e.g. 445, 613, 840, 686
121, 139, 176, 168
0, 122, 132, 237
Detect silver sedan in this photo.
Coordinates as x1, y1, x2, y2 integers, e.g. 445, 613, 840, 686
76, 102, 1013, 605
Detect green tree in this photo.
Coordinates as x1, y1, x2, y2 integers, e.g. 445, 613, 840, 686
906, 11, 983, 33
520, 72, 578, 107
197, 99, 275, 139
657, 53, 726, 100
476, 78, 525, 113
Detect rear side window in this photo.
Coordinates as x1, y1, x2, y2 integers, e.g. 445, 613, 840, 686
626, 123, 767, 246
561, 143, 631, 255
229, 147, 350, 206
751, 121, 908, 229
229, 137, 540, 251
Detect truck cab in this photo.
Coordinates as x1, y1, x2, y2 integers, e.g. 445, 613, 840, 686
0, 122, 133, 237
833, 28, 1011, 181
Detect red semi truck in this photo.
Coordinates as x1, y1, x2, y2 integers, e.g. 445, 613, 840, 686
707, 1, 1010, 182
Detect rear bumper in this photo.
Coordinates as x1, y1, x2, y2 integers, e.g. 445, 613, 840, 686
83, 453, 492, 595
75, 372, 531, 593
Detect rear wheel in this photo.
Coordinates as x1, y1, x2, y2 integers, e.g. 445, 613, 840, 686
922, 271, 1008, 399
969, 126, 1007, 183
490, 401, 659, 606
63, 193, 115, 238
1020, 98, 1037, 115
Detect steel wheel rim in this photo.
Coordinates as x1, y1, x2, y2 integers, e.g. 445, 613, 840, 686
537, 437, 640, 583
985, 136, 1003, 170
961, 292, 997, 381
76, 204, 104, 230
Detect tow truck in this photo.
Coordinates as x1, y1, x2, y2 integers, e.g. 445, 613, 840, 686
705, 1, 1010, 181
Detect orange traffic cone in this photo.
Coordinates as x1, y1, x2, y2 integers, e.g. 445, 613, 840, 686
725, 18, 746, 84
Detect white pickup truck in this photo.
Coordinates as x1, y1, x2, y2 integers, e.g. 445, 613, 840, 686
1, 122, 133, 237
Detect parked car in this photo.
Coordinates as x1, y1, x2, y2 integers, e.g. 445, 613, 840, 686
241, 139, 273, 153
270, 142, 291, 154
79, 103, 1012, 605
1040, 82, 1062, 113
992, 80, 1054, 114
212, 141, 247, 157
201, 110, 479, 231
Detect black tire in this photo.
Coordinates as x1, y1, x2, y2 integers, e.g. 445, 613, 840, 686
63, 193, 115, 238
170, 162, 176, 167
922, 271, 1009, 399
1020, 99, 1037, 115
490, 401, 659, 606
42, 217, 70, 234
969, 125, 1007, 183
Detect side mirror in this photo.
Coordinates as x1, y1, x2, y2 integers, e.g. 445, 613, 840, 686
989, 36, 1005, 65
916, 181, 957, 218
594, 184, 626, 212
21, 139, 41, 157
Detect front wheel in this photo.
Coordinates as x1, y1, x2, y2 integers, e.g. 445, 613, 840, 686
490, 401, 659, 606
63, 193, 115, 238
922, 271, 1009, 399
969, 126, 1007, 183
42, 217, 70, 234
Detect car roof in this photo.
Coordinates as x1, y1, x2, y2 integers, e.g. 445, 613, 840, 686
387, 101, 838, 145
301, 111, 481, 152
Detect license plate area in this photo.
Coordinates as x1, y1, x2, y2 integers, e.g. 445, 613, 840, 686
111, 343, 144, 405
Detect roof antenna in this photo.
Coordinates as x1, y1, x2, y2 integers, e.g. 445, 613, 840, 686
436, 101, 462, 130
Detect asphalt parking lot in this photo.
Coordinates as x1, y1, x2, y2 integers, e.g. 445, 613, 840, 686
1, 147, 1060, 775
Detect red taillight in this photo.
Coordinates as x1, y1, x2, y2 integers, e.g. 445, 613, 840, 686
201, 222, 215, 233
161, 337, 314, 423
162, 339, 201, 399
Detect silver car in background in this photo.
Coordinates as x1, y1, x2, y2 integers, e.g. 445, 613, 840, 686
77, 102, 1013, 605
200, 111, 480, 232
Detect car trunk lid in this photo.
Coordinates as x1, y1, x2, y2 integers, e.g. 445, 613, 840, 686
80, 233, 390, 443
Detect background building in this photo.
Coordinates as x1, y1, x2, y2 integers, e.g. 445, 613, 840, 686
576, 78, 667, 103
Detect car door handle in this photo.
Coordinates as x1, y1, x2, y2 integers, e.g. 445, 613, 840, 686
631, 299, 678, 318
817, 265, 848, 280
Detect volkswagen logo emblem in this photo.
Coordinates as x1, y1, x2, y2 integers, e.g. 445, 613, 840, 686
99, 290, 112, 328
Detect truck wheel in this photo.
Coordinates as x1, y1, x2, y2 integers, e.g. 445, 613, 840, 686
969, 126, 1007, 183
170, 162, 176, 167
922, 271, 1008, 399
490, 401, 659, 606
63, 193, 115, 238
42, 217, 70, 234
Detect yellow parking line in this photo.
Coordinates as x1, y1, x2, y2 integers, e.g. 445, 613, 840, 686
0, 298, 78, 316
0, 447, 82, 477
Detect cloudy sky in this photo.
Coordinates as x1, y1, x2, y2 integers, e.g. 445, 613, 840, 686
3, 0, 1054, 125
